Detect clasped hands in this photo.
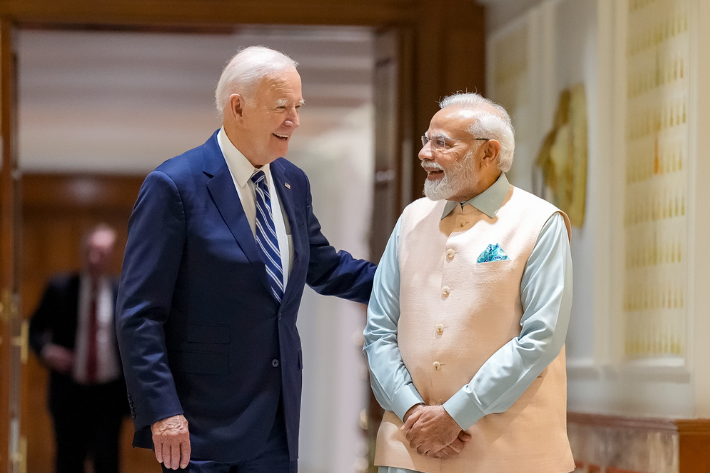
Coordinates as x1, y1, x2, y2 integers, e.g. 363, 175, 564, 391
401, 404, 472, 460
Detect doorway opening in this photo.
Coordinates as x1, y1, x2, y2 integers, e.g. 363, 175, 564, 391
18, 25, 380, 473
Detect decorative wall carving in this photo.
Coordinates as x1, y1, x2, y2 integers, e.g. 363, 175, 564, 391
623, 0, 690, 358
536, 84, 588, 227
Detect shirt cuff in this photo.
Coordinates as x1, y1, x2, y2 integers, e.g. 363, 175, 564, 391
443, 387, 486, 431
392, 384, 424, 421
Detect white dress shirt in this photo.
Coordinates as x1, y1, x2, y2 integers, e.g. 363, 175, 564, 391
217, 127, 293, 288
73, 275, 121, 384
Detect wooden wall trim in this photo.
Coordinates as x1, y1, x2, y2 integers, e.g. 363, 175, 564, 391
22, 173, 145, 210
674, 419, 710, 434
1, 1, 417, 27
567, 411, 680, 433
569, 411, 710, 435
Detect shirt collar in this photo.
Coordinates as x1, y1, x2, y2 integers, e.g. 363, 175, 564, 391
217, 127, 270, 188
441, 172, 510, 219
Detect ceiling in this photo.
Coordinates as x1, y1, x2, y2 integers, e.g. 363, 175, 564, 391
18, 26, 375, 174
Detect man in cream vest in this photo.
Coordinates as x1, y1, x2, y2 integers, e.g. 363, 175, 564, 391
363, 92, 575, 473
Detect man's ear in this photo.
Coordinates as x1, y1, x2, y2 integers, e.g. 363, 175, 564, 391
227, 94, 246, 121
482, 140, 501, 167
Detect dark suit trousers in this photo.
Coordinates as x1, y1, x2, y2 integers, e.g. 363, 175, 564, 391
50, 378, 125, 473
162, 399, 296, 473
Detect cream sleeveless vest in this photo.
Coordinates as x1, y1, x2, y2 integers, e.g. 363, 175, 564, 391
374, 185, 574, 473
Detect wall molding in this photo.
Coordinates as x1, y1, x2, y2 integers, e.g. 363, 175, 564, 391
568, 411, 685, 433
22, 173, 145, 210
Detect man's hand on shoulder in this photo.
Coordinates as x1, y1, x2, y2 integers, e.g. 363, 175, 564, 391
152, 414, 190, 470
400, 405, 465, 457
41, 343, 74, 373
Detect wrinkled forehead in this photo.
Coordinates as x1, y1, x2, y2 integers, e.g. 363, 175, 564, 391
428, 107, 475, 136
428, 104, 502, 136
255, 68, 303, 101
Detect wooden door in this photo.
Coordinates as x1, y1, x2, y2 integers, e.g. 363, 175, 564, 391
21, 174, 158, 473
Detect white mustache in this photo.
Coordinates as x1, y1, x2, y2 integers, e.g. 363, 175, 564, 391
421, 162, 444, 172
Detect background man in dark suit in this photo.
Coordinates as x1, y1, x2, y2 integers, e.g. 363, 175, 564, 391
29, 224, 127, 473
116, 46, 376, 473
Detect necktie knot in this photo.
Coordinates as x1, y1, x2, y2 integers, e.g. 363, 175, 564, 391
251, 170, 266, 186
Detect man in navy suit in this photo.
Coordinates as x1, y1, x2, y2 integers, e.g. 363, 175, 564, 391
30, 224, 127, 473
116, 46, 376, 473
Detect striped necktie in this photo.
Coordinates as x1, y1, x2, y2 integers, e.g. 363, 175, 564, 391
251, 170, 284, 303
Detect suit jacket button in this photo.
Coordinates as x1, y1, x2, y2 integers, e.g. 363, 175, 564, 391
272, 359, 280, 368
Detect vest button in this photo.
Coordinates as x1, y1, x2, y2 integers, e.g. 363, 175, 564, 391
433, 361, 441, 370
442, 287, 450, 297
436, 323, 444, 334
446, 249, 455, 259
272, 359, 280, 368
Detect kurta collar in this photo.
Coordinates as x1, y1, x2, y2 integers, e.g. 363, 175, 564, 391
217, 127, 271, 188
441, 172, 510, 219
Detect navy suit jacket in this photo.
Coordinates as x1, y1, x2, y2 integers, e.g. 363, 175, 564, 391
116, 130, 376, 463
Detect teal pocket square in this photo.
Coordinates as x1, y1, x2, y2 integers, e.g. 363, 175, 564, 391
477, 244, 510, 263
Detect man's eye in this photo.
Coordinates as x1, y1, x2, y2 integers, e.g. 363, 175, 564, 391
435, 137, 447, 148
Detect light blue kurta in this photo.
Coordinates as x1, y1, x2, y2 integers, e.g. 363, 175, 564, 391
363, 174, 573, 473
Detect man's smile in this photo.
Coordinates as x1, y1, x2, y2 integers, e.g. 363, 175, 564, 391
426, 169, 444, 180
422, 163, 445, 180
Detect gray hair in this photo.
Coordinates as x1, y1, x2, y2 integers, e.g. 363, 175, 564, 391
439, 93, 515, 172
215, 46, 298, 117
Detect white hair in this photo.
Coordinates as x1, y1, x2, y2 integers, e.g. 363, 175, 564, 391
439, 93, 515, 172
215, 46, 298, 117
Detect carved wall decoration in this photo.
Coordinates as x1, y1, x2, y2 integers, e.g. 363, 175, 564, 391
536, 84, 588, 227
623, 0, 689, 358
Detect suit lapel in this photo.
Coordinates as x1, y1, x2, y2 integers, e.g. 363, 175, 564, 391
202, 132, 271, 293
206, 169, 264, 267
271, 160, 303, 302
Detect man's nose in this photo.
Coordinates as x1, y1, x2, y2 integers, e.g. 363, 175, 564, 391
418, 141, 433, 161
285, 109, 300, 128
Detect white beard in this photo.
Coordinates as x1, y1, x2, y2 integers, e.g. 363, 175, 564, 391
422, 151, 477, 201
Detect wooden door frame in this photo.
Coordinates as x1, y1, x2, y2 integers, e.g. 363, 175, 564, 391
0, 16, 19, 473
